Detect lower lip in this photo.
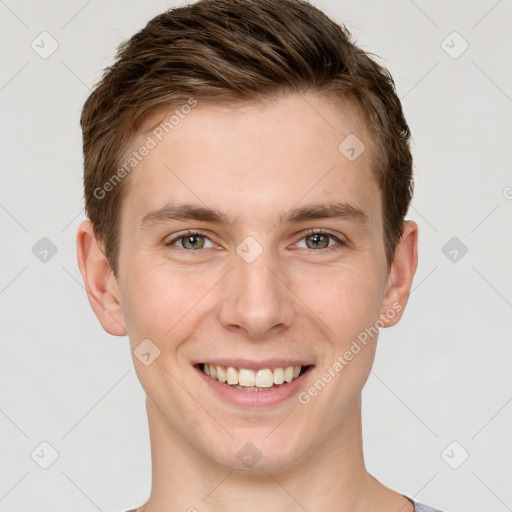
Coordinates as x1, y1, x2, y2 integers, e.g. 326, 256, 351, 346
195, 365, 314, 408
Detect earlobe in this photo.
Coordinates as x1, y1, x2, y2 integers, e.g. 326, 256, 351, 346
380, 221, 418, 328
76, 220, 127, 336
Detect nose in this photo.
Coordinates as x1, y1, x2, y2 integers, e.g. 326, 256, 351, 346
217, 245, 296, 340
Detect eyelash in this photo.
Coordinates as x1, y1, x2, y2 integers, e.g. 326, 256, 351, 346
164, 228, 347, 253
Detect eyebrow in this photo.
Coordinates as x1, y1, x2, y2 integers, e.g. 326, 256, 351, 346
139, 201, 368, 229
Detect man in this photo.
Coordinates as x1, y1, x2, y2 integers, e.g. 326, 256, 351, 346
76, 0, 443, 510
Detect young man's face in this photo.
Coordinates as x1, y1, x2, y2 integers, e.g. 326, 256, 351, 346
78, 92, 417, 472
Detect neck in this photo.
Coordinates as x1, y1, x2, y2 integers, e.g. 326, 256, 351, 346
139, 395, 411, 512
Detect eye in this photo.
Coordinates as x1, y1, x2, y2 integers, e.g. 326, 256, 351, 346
164, 229, 346, 252
295, 229, 345, 251
165, 230, 216, 250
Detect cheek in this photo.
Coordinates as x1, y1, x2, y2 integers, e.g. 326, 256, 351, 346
121, 259, 218, 343
295, 261, 384, 339
119, 263, 203, 401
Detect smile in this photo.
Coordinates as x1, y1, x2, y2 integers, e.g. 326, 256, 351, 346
199, 363, 309, 391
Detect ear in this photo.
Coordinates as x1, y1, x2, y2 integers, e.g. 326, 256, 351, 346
76, 220, 127, 336
379, 220, 418, 327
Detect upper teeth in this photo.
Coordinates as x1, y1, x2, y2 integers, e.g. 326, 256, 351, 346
202, 364, 303, 387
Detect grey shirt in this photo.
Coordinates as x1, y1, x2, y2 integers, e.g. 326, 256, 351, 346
414, 503, 444, 512
125, 499, 444, 511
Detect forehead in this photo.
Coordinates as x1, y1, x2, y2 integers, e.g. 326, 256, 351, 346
120, 92, 380, 227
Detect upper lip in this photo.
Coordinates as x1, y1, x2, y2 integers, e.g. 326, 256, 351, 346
195, 359, 314, 370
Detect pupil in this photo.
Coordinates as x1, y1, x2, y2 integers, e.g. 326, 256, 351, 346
308, 233, 327, 249
186, 235, 203, 249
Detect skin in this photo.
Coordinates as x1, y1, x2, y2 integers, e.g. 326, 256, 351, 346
77, 92, 418, 512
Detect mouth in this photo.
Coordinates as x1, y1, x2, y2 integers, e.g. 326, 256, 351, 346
196, 363, 312, 392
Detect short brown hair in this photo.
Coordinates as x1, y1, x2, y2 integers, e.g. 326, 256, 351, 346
81, 0, 413, 278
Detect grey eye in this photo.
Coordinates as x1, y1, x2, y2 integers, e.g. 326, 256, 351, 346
296, 232, 337, 250
171, 233, 215, 250
182, 234, 205, 249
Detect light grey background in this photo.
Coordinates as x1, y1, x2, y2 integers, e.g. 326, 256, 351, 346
1, 1, 511, 511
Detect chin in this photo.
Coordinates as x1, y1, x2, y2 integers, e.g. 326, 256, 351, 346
202, 428, 309, 474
